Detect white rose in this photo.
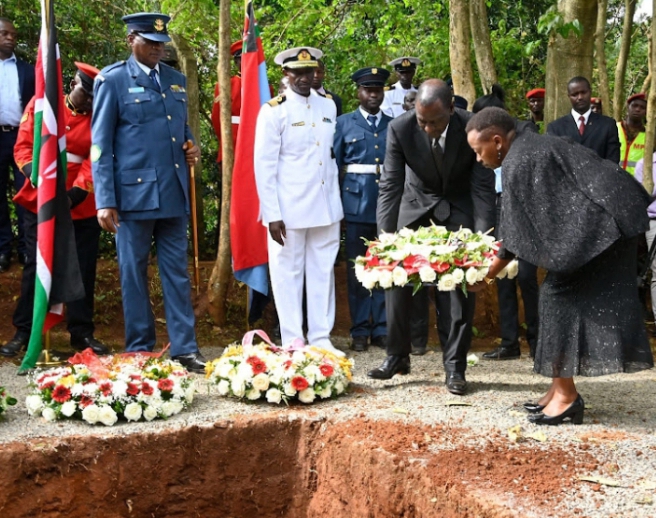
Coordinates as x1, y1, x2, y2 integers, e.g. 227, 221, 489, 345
452, 268, 464, 283
124, 402, 143, 422
465, 267, 479, 284
184, 385, 195, 404
419, 266, 436, 283
378, 269, 393, 289
161, 401, 177, 417
506, 260, 519, 279
82, 404, 100, 424
169, 401, 184, 415
251, 373, 270, 392
334, 381, 345, 394
25, 395, 44, 416
60, 400, 77, 417
266, 388, 283, 404
361, 270, 379, 290
237, 362, 254, 380
477, 268, 488, 282
143, 405, 159, 421
392, 267, 409, 287
42, 406, 57, 422
231, 378, 246, 398
218, 361, 235, 379
319, 386, 332, 399
217, 379, 230, 396
283, 383, 297, 397
269, 370, 283, 386
246, 389, 261, 401
438, 273, 456, 291
147, 397, 163, 410
354, 263, 365, 282
99, 406, 118, 426
70, 383, 84, 397
298, 388, 316, 404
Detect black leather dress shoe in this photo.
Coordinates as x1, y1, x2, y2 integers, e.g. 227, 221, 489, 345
528, 395, 584, 425
0, 253, 10, 272
410, 347, 427, 356
482, 345, 520, 360
172, 352, 207, 374
367, 355, 411, 380
351, 336, 368, 352
71, 336, 110, 355
445, 371, 467, 395
0, 335, 29, 357
370, 335, 387, 349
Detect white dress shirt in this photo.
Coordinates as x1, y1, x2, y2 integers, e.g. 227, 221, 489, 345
0, 53, 22, 126
381, 81, 416, 118
571, 108, 591, 127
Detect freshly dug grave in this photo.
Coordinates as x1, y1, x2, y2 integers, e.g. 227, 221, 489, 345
0, 415, 595, 518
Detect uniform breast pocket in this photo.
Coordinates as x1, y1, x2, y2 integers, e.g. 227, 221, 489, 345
169, 91, 188, 117
341, 176, 362, 216
120, 168, 159, 212
344, 132, 367, 162
121, 93, 153, 125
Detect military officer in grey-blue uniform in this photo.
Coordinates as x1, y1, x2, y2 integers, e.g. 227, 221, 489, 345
334, 67, 392, 351
91, 13, 206, 373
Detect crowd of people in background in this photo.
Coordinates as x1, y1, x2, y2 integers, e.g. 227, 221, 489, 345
0, 12, 653, 424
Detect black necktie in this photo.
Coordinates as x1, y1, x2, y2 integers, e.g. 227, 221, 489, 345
431, 137, 444, 171
149, 69, 160, 91
367, 114, 377, 131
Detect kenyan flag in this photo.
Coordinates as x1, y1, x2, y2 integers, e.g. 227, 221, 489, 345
20, 0, 84, 371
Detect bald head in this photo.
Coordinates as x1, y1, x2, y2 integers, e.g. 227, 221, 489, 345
416, 79, 452, 109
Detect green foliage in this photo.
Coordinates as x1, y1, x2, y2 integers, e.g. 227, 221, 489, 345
536, 5, 582, 40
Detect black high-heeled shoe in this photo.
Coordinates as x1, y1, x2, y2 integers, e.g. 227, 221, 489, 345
527, 395, 584, 426
523, 402, 545, 413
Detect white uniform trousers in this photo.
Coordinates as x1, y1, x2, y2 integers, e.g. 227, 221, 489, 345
268, 222, 340, 347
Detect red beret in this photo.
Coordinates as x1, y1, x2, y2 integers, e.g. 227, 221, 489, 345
591, 97, 601, 104
230, 40, 243, 56
526, 88, 545, 99
74, 62, 100, 94
627, 93, 646, 104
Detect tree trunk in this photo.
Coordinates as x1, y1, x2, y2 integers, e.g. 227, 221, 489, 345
207, 0, 234, 325
594, 0, 611, 114
469, 0, 497, 94
643, 10, 656, 195
612, 0, 637, 120
544, 0, 598, 124
170, 34, 207, 258
449, 0, 476, 107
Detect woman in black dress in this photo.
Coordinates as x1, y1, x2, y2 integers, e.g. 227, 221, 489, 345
465, 107, 654, 425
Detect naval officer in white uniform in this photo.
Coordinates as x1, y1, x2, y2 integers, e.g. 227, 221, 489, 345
380, 57, 421, 118
254, 47, 344, 355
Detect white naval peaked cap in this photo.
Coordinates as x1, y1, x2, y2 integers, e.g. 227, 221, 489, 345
274, 47, 323, 68
388, 56, 421, 70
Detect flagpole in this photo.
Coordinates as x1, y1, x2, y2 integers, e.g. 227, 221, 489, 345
35, 330, 63, 367
187, 140, 201, 295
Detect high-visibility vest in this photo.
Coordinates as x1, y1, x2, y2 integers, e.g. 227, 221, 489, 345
617, 122, 646, 176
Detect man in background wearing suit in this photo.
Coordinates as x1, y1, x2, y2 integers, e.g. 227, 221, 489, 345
0, 17, 34, 272
92, 13, 205, 373
334, 66, 392, 352
547, 76, 620, 164
368, 79, 496, 395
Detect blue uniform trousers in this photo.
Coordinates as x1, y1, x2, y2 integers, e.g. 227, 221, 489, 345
115, 217, 197, 356
0, 129, 25, 256
346, 221, 386, 339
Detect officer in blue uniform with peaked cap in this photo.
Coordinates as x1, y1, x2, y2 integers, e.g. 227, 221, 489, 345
334, 67, 392, 351
91, 13, 206, 372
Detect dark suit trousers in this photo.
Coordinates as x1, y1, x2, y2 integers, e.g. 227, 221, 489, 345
0, 129, 26, 256
12, 212, 100, 339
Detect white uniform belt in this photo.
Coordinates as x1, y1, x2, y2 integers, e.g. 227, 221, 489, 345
231, 116, 241, 124
67, 153, 84, 164
345, 164, 383, 174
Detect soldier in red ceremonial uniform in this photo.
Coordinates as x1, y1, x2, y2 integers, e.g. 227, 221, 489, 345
211, 40, 243, 164
0, 62, 110, 357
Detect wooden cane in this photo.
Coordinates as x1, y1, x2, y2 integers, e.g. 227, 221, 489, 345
187, 140, 201, 295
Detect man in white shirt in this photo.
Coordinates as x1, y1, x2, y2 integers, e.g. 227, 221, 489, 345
380, 56, 421, 118
254, 47, 344, 355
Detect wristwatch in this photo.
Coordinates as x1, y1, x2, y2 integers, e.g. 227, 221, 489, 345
484, 276, 495, 285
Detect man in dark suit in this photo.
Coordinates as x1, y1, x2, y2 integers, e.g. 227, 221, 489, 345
0, 17, 34, 272
368, 79, 496, 395
92, 13, 205, 373
312, 59, 343, 116
547, 76, 620, 164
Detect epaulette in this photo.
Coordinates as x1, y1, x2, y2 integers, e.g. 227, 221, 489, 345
324, 93, 333, 100
97, 60, 126, 81
384, 85, 395, 92
267, 95, 286, 107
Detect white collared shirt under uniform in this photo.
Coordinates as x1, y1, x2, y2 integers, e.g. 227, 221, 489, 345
0, 54, 22, 127
380, 81, 416, 118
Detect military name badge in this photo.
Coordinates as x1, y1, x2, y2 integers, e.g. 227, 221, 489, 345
129, 87, 145, 93
322, 117, 332, 123
90, 145, 102, 163
291, 121, 305, 127
170, 85, 186, 93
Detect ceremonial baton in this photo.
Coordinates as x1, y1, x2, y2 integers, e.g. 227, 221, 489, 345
187, 140, 201, 295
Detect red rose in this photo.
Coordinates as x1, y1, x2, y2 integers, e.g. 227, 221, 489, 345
52, 385, 71, 403
319, 364, 334, 377
431, 262, 450, 273
129, 374, 141, 381
283, 360, 293, 370
80, 395, 93, 408
126, 383, 140, 396
291, 376, 309, 391
158, 378, 174, 392
99, 382, 113, 396
40, 381, 55, 391
141, 383, 154, 396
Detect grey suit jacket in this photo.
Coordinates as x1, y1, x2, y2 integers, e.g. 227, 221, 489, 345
377, 108, 495, 234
